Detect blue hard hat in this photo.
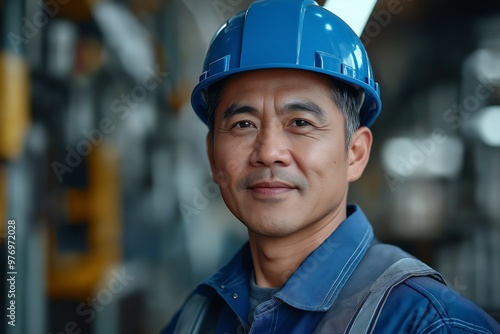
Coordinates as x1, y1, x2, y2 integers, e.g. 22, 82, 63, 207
191, 0, 381, 127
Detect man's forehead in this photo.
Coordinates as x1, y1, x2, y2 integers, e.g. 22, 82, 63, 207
212, 69, 344, 122
216, 69, 335, 108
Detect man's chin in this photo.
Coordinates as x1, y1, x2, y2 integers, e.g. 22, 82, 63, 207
244, 219, 301, 239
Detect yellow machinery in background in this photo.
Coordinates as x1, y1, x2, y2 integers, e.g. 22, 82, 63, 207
44, 0, 124, 309
0, 52, 30, 230
47, 145, 122, 300
0, 53, 30, 160
1, 0, 125, 332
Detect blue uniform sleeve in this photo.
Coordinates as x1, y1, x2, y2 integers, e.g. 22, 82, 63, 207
375, 276, 500, 333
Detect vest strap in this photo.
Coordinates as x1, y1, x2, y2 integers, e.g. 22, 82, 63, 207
173, 293, 217, 334
313, 243, 445, 333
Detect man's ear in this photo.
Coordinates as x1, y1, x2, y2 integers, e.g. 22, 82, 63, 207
347, 126, 373, 183
206, 133, 218, 184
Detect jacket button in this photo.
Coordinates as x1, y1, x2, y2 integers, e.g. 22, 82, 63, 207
232, 293, 238, 299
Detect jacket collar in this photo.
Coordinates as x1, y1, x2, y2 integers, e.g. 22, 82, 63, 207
276, 204, 374, 311
201, 204, 374, 314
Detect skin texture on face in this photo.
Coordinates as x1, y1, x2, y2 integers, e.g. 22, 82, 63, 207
207, 69, 372, 287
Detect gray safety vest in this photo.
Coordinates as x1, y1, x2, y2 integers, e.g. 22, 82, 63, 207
173, 243, 445, 334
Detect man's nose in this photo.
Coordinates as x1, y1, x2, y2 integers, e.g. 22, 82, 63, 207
249, 121, 292, 168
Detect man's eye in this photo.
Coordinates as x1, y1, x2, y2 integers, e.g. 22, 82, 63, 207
232, 121, 254, 129
292, 119, 312, 127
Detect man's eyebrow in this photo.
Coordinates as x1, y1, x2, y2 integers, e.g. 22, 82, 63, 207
222, 103, 258, 120
281, 101, 327, 120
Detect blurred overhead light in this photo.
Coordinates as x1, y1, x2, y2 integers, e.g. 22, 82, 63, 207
474, 49, 500, 84
323, 0, 378, 36
381, 135, 464, 179
477, 106, 500, 147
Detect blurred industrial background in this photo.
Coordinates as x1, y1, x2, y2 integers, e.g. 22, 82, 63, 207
0, 0, 499, 333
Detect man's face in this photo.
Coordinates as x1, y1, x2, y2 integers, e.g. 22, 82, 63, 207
208, 69, 370, 238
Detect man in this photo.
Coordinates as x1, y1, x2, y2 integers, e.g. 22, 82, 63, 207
163, 0, 500, 333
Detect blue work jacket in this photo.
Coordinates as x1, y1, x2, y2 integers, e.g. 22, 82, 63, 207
163, 205, 500, 333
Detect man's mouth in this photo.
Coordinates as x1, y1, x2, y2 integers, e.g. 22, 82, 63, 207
248, 180, 296, 195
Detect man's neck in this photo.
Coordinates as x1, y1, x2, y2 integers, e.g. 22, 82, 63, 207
248, 208, 346, 288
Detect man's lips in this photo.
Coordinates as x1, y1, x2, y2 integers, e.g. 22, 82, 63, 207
248, 180, 296, 195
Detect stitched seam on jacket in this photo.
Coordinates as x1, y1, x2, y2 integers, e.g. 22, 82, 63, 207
319, 226, 372, 308
404, 279, 448, 317
424, 318, 493, 334
404, 280, 493, 334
